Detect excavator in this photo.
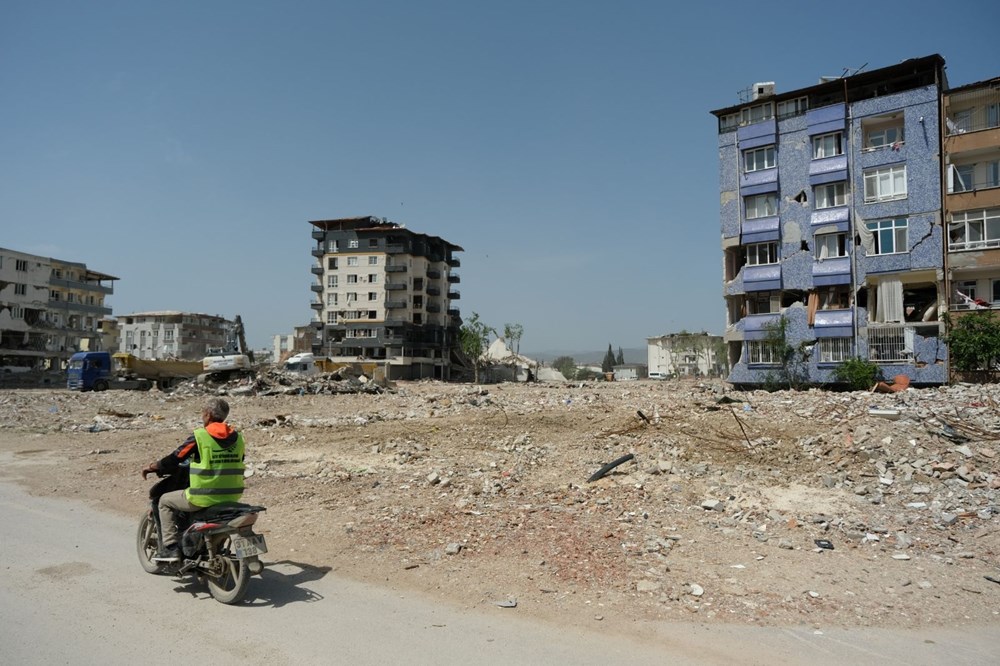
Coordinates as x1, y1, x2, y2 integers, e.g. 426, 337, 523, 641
200, 315, 256, 382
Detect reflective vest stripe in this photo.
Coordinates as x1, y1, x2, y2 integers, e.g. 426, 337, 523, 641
189, 468, 245, 476
188, 487, 244, 496
185, 428, 245, 507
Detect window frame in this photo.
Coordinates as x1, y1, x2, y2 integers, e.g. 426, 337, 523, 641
812, 132, 844, 159
740, 102, 774, 126
815, 232, 848, 260
745, 193, 777, 219
743, 145, 776, 173
866, 217, 909, 255
948, 207, 1000, 251
863, 164, 907, 203
815, 181, 848, 209
776, 96, 808, 119
746, 340, 780, 366
818, 338, 852, 364
745, 241, 779, 266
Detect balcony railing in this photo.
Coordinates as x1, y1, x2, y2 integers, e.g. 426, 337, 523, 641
385, 282, 406, 291
945, 91, 1000, 135
867, 323, 941, 363
384, 300, 407, 309
426, 286, 441, 296
310, 283, 323, 293
447, 274, 460, 283
386, 244, 406, 254
426, 269, 441, 279
310, 300, 323, 310
312, 229, 325, 241
426, 304, 441, 313
448, 290, 460, 300
311, 247, 325, 258
311, 265, 324, 276
447, 257, 461, 267
48, 278, 114, 295
385, 264, 407, 273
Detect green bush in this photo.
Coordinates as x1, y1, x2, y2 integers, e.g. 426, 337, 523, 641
831, 357, 883, 391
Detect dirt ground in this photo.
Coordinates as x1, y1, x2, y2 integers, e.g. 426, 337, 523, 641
1, 378, 998, 635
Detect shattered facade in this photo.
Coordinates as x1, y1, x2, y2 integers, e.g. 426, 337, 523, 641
309, 216, 463, 380
942, 75, 1000, 380
713, 55, 951, 386
0, 247, 116, 370
116, 311, 235, 360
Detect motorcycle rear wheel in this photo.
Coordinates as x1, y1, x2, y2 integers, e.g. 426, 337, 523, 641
205, 536, 250, 604
136, 512, 166, 575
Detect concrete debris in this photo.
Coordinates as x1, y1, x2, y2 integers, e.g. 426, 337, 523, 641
2, 377, 999, 629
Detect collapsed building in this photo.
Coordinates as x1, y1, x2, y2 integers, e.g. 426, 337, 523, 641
0, 247, 116, 373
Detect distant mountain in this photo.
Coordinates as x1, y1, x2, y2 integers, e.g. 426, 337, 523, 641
524, 347, 647, 365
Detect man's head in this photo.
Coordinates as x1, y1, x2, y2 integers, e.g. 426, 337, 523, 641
202, 397, 230, 425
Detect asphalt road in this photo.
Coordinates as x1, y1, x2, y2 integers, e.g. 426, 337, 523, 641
1, 479, 997, 665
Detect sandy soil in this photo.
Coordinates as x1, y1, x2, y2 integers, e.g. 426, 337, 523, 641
1, 379, 998, 634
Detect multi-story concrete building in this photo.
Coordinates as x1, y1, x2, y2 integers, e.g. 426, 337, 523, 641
116, 311, 234, 360
942, 76, 1000, 378
309, 216, 463, 380
0, 247, 116, 370
647, 332, 726, 378
712, 55, 949, 387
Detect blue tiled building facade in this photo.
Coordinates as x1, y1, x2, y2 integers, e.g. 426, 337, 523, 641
713, 56, 949, 387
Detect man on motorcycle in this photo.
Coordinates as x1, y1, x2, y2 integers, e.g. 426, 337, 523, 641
141, 397, 246, 563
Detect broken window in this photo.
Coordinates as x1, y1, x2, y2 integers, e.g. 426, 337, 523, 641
949, 207, 1000, 251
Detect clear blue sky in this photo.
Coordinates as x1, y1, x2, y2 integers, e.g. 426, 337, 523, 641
2, 1, 998, 354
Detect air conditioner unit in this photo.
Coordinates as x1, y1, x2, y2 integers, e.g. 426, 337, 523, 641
752, 82, 776, 100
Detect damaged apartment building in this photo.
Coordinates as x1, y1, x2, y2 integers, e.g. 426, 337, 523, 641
0, 247, 116, 371
943, 74, 1000, 381
309, 216, 463, 380
713, 55, 958, 387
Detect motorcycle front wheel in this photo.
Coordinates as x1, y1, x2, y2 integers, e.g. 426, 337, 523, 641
136, 511, 166, 575
205, 535, 250, 604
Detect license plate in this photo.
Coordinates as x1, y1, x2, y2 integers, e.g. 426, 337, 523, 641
231, 534, 267, 558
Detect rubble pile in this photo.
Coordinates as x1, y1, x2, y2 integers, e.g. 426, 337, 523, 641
1, 379, 998, 628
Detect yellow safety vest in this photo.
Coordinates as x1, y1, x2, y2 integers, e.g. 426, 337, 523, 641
185, 427, 245, 507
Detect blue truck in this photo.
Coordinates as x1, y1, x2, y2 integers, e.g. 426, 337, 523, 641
66, 351, 201, 391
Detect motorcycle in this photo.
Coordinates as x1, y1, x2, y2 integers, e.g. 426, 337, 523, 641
137, 475, 267, 605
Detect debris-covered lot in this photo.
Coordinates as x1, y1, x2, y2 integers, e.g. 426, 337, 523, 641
1, 378, 998, 631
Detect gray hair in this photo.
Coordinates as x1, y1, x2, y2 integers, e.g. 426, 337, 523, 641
203, 397, 230, 423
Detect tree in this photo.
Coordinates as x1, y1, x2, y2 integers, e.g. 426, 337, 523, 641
616, 346, 625, 365
667, 330, 711, 377
601, 344, 615, 373
761, 316, 810, 390
459, 312, 494, 384
945, 311, 1000, 381
552, 355, 577, 380
503, 323, 524, 355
